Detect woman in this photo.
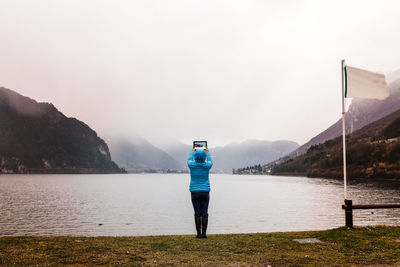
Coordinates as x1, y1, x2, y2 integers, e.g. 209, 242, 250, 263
187, 147, 213, 238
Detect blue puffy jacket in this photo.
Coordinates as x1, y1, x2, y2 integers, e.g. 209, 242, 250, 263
187, 149, 213, 192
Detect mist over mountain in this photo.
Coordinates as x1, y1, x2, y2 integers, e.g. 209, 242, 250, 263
292, 74, 400, 156
108, 135, 183, 172
0, 87, 123, 174
211, 139, 299, 172
151, 137, 192, 169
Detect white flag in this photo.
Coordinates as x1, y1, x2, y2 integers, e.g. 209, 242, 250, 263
345, 65, 389, 99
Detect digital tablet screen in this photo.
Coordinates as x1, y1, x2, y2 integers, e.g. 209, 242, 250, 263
193, 141, 207, 149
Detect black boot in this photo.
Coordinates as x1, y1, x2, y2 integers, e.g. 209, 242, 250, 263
201, 215, 208, 238
194, 216, 202, 238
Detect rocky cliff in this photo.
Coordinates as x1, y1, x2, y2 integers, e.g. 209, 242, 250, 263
0, 87, 124, 174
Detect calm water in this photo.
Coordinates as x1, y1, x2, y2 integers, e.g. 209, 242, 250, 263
0, 174, 399, 236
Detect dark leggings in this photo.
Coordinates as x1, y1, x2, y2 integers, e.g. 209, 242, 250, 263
191, 191, 209, 216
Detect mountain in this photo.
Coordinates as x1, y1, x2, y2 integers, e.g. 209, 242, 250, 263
150, 137, 191, 169
110, 137, 299, 173
108, 135, 183, 172
211, 139, 299, 172
292, 76, 400, 156
271, 108, 400, 179
153, 138, 299, 173
0, 87, 124, 174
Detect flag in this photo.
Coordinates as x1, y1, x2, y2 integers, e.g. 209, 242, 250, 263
345, 65, 389, 99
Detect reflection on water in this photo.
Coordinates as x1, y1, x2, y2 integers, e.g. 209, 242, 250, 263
0, 174, 399, 236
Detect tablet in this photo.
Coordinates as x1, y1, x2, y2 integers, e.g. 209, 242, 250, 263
193, 141, 207, 150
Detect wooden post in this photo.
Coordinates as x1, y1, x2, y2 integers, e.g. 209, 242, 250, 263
342, 201, 400, 227
344, 199, 353, 228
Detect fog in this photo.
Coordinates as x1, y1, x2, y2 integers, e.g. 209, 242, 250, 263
0, 0, 399, 147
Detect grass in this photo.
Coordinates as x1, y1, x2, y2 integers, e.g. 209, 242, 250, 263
0, 226, 400, 266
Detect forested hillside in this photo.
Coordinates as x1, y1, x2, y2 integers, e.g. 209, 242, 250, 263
271, 108, 400, 179
0, 87, 124, 174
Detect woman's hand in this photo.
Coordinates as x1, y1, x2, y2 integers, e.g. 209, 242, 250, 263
192, 148, 196, 152
205, 148, 209, 153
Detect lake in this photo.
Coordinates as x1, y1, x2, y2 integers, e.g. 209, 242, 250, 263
0, 174, 399, 236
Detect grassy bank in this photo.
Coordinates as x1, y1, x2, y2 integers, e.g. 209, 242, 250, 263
1, 226, 400, 266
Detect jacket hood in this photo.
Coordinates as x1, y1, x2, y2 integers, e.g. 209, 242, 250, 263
194, 149, 206, 163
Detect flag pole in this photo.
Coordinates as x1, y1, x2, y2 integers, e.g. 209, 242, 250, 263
341, 59, 347, 199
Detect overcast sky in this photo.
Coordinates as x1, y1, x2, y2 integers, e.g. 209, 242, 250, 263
0, 0, 399, 147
